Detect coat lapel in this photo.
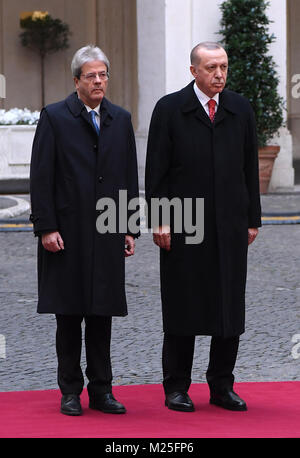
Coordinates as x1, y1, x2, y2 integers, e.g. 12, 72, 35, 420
81, 107, 96, 133
180, 81, 212, 129
180, 82, 239, 128
65, 93, 115, 170
214, 89, 239, 126
195, 105, 213, 129
99, 97, 114, 129
213, 105, 227, 126
98, 97, 114, 170
65, 92, 115, 136
66, 92, 96, 133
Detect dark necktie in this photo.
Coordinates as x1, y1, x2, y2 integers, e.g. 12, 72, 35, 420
208, 99, 216, 123
90, 110, 100, 135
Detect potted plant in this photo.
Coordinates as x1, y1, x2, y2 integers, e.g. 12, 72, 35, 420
219, 0, 285, 193
20, 11, 71, 108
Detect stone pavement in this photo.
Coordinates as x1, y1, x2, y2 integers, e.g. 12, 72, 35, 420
261, 190, 300, 215
0, 192, 299, 393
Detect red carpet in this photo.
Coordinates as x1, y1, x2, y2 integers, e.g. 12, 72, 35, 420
0, 382, 299, 438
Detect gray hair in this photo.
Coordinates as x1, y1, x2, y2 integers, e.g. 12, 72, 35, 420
190, 42, 224, 65
71, 45, 110, 78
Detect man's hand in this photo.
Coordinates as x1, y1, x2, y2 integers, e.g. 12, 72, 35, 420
248, 228, 259, 245
42, 231, 65, 252
153, 225, 171, 251
125, 235, 135, 257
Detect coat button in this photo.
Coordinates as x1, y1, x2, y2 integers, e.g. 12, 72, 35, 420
94, 144, 97, 150
98, 176, 103, 183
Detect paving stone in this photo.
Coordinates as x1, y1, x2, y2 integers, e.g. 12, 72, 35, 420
0, 221, 299, 392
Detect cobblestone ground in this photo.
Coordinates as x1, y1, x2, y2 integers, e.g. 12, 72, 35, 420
0, 223, 299, 392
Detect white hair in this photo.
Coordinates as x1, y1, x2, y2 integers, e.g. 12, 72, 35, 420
71, 45, 110, 78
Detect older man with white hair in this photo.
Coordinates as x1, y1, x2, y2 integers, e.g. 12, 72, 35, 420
30, 45, 139, 416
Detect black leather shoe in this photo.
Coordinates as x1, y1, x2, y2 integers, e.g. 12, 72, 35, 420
60, 394, 82, 416
210, 389, 247, 411
165, 392, 195, 412
89, 393, 126, 414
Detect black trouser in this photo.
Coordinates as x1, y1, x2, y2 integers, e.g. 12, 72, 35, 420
162, 334, 239, 394
55, 315, 113, 399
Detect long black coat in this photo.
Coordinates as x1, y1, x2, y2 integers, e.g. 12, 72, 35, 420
145, 81, 261, 338
30, 92, 139, 316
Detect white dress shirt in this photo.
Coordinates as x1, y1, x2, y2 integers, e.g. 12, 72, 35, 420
193, 82, 219, 117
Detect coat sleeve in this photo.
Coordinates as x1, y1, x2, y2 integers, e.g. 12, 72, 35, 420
145, 99, 173, 228
126, 115, 140, 239
244, 104, 262, 228
29, 108, 58, 236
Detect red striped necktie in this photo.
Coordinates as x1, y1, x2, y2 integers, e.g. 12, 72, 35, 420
208, 99, 216, 123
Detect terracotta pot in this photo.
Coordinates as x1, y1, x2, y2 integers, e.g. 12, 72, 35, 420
258, 145, 280, 194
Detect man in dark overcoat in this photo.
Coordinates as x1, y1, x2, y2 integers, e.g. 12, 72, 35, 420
145, 42, 261, 412
30, 45, 139, 416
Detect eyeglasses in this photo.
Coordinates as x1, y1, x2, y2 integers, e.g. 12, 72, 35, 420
80, 72, 109, 82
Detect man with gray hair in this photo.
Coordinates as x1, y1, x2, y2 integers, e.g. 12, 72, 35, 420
30, 45, 139, 416
146, 42, 261, 412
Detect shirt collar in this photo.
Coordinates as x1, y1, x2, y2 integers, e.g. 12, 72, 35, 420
84, 103, 101, 115
193, 82, 219, 106
76, 94, 101, 115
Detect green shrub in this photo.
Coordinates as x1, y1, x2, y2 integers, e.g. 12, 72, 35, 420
219, 0, 284, 147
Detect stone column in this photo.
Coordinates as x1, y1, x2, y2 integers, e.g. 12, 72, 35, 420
136, 0, 166, 189
136, 0, 194, 189
268, 0, 294, 191
0, 0, 4, 108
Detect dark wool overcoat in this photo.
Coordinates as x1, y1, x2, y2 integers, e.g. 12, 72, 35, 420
145, 81, 261, 338
30, 92, 139, 316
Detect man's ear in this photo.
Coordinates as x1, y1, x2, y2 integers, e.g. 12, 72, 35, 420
190, 65, 196, 78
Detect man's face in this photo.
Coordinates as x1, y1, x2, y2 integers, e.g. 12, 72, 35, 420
74, 60, 109, 108
190, 48, 228, 98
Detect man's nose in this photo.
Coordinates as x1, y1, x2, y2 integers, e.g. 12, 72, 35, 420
215, 67, 223, 78
94, 74, 102, 83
